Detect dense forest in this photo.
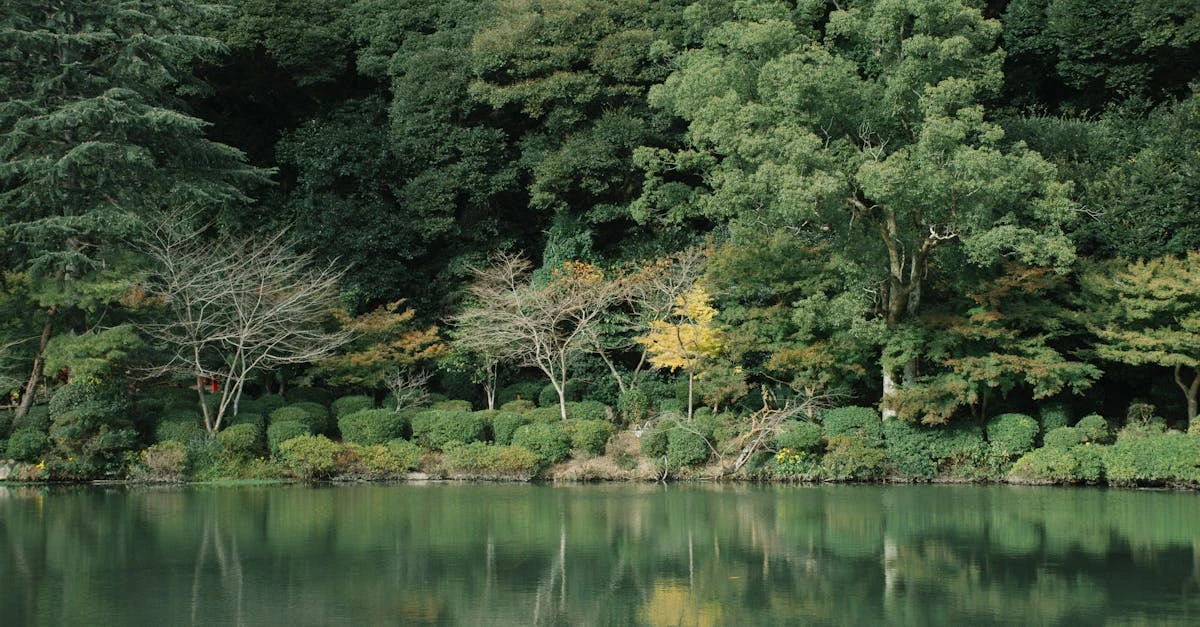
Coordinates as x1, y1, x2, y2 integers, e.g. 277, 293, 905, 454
1, 0, 1199, 484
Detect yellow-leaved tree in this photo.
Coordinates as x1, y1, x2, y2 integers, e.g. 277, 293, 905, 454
637, 286, 723, 421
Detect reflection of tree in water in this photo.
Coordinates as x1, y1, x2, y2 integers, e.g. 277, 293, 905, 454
2, 485, 1200, 624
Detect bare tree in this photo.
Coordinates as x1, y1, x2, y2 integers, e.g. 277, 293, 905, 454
582, 246, 707, 395
139, 219, 351, 434
383, 368, 432, 412
451, 253, 619, 420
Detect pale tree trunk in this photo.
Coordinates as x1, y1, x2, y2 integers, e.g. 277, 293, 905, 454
1174, 365, 1199, 429
16, 308, 56, 418
686, 370, 695, 422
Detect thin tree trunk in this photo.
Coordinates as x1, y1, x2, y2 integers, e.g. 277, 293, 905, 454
16, 308, 56, 418
687, 370, 695, 422
1174, 365, 1199, 428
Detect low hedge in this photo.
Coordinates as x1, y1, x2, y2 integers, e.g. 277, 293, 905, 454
512, 422, 570, 465
277, 434, 339, 480
332, 395, 375, 418
217, 423, 263, 461
410, 410, 485, 451
564, 419, 615, 456
339, 409, 408, 445
267, 420, 312, 457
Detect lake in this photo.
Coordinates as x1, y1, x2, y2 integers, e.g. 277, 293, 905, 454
2, 482, 1198, 625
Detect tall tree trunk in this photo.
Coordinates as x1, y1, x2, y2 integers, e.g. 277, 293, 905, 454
686, 370, 695, 422
16, 307, 56, 418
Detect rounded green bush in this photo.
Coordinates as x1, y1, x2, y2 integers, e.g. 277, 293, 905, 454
1037, 403, 1070, 433
640, 427, 669, 458
526, 407, 563, 423
1043, 426, 1084, 449
6, 428, 50, 462
512, 422, 570, 465
225, 412, 265, 432
267, 420, 312, 457
410, 410, 484, 451
986, 413, 1039, 458
278, 434, 340, 479
386, 438, 423, 471
566, 401, 608, 422
218, 423, 263, 461
430, 399, 473, 412
1075, 414, 1112, 444
499, 399, 535, 414
822, 406, 884, 445
775, 421, 823, 452
564, 419, 616, 456
332, 395, 375, 418
617, 387, 653, 425
240, 394, 286, 416
822, 434, 887, 481
1010, 447, 1081, 484
498, 381, 543, 406
666, 428, 710, 469
284, 387, 333, 406
339, 408, 408, 445
489, 411, 530, 446
882, 419, 937, 478
155, 419, 206, 445
351, 444, 409, 476
289, 401, 332, 434
1104, 432, 1200, 485
269, 406, 309, 425
142, 440, 188, 481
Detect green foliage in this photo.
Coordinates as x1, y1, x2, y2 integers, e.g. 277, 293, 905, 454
385, 438, 424, 472
155, 419, 205, 446
410, 410, 484, 451
226, 412, 265, 434
332, 395, 375, 418
1043, 427, 1084, 450
565, 401, 608, 422
217, 424, 263, 462
564, 419, 615, 456
278, 434, 340, 480
430, 399, 473, 412
0, 411, 11, 440
883, 421, 987, 479
498, 382, 544, 406
986, 413, 1040, 459
140, 441, 188, 482
1075, 414, 1112, 444
43, 325, 144, 383
640, 427, 669, 458
499, 399, 536, 414
511, 422, 570, 466
1038, 404, 1071, 433
822, 407, 884, 446
6, 428, 49, 462
11, 404, 50, 432
525, 407, 564, 424
338, 409, 408, 446
289, 401, 332, 434
284, 387, 334, 407
442, 442, 539, 478
345, 444, 409, 477
617, 387, 653, 425
769, 448, 822, 479
774, 421, 823, 452
490, 411, 531, 446
267, 420, 312, 457
821, 435, 888, 481
665, 427, 709, 469
1009, 444, 1105, 484
271, 403, 330, 435
1104, 433, 1200, 485
538, 381, 583, 408
240, 395, 286, 417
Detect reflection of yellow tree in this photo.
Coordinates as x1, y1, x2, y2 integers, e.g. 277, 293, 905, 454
640, 579, 724, 627
637, 287, 724, 421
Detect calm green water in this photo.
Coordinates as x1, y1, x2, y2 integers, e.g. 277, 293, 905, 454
2, 483, 1199, 626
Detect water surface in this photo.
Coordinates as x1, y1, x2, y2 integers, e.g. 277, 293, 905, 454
2, 483, 1198, 625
